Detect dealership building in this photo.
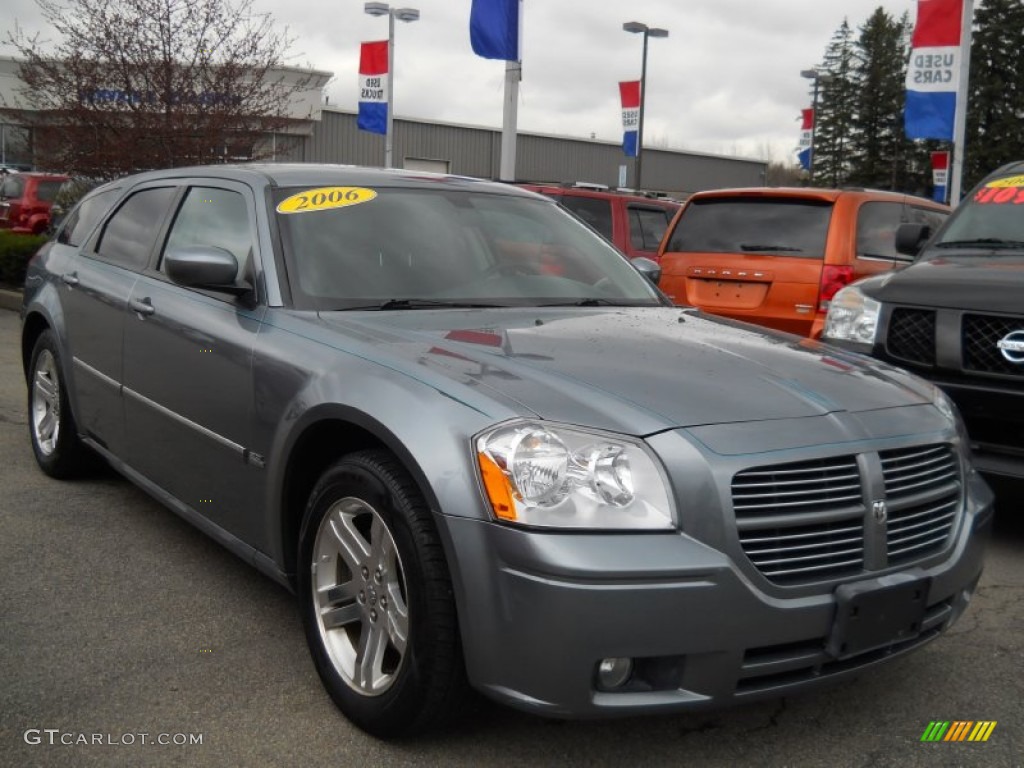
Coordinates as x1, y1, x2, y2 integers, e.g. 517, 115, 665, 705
1, 55, 765, 196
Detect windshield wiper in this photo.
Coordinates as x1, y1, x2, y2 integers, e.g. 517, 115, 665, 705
739, 243, 803, 252
934, 238, 1024, 249
344, 299, 508, 311
539, 298, 649, 307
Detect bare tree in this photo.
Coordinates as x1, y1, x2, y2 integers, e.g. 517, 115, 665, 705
4, 0, 317, 178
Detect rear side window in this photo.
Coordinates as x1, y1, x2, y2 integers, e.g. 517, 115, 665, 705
667, 198, 833, 258
34, 181, 64, 202
907, 205, 948, 236
0, 175, 25, 199
560, 196, 614, 241
856, 202, 905, 259
96, 187, 176, 270
628, 206, 673, 251
58, 189, 121, 247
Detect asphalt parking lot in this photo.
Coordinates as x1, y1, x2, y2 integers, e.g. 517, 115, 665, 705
1, 306, 1022, 768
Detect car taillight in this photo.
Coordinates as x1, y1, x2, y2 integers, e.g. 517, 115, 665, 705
818, 265, 854, 312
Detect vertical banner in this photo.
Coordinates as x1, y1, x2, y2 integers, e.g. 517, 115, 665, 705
470, 0, 520, 60
931, 150, 950, 202
905, 0, 964, 140
620, 80, 640, 158
357, 40, 388, 135
798, 108, 814, 171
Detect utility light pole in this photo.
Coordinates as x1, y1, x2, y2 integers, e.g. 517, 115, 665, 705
623, 21, 668, 190
364, 2, 420, 169
800, 68, 832, 185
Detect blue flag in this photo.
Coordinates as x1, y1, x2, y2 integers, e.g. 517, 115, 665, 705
470, 0, 519, 61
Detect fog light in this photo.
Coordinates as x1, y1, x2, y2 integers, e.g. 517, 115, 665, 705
597, 657, 633, 689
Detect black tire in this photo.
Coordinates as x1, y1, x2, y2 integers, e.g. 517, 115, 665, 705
27, 329, 92, 478
298, 449, 467, 738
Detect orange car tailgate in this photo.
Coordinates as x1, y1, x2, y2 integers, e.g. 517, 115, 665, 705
663, 253, 822, 313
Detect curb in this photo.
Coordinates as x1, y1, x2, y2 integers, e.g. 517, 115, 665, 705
0, 287, 22, 313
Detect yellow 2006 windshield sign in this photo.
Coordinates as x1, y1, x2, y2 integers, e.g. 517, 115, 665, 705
276, 187, 377, 214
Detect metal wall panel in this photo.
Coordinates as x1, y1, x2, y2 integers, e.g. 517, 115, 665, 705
290, 108, 766, 196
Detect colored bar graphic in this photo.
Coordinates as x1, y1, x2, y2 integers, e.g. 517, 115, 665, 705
945, 721, 972, 741
921, 720, 997, 742
921, 721, 950, 741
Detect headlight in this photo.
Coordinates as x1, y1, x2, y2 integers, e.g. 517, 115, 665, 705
823, 285, 882, 345
475, 421, 674, 529
932, 385, 971, 452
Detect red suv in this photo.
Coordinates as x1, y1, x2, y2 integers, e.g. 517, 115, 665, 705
0, 172, 69, 234
519, 184, 680, 261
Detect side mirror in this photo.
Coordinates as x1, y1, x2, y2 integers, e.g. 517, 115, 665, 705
164, 246, 239, 288
631, 256, 662, 286
895, 222, 930, 257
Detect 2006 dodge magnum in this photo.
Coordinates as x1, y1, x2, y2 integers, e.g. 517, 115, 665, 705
21, 165, 992, 737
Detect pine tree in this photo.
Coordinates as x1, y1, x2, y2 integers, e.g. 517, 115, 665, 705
964, 0, 1024, 190
847, 8, 909, 190
814, 20, 857, 186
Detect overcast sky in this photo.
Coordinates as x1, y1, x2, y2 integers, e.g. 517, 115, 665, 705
3, 0, 921, 163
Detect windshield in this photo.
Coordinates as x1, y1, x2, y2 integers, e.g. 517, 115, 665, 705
274, 187, 665, 310
935, 174, 1024, 249
666, 197, 833, 257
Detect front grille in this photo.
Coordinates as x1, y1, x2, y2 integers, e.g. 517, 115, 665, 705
886, 308, 936, 366
962, 314, 1024, 376
733, 456, 864, 583
732, 446, 962, 584
880, 445, 961, 563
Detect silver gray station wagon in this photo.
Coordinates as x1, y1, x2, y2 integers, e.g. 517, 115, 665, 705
21, 165, 992, 737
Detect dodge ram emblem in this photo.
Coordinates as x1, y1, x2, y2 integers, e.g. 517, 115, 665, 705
997, 330, 1024, 363
872, 500, 888, 523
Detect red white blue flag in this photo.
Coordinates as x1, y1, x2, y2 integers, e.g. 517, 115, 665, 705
620, 81, 640, 158
358, 41, 388, 135
931, 150, 950, 202
905, 0, 963, 140
797, 108, 814, 171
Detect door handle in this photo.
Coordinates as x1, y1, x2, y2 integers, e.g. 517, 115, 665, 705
61, 272, 79, 286
129, 297, 155, 316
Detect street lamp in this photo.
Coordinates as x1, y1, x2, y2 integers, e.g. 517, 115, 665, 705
623, 21, 668, 190
800, 68, 832, 185
365, 2, 420, 169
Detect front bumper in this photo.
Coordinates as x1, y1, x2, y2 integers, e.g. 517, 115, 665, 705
442, 470, 992, 718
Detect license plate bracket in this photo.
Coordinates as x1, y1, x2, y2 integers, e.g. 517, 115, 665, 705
826, 573, 931, 659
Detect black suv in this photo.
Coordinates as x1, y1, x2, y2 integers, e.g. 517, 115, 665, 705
823, 161, 1024, 481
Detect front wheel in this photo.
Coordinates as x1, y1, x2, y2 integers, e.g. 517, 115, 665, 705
298, 450, 467, 737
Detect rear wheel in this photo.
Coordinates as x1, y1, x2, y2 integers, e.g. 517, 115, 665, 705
28, 330, 91, 478
298, 450, 466, 737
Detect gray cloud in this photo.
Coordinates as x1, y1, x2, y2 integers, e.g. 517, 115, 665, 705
2, 0, 919, 162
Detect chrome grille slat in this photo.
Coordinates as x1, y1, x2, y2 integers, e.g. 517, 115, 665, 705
887, 502, 958, 529
758, 557, 865, 578
740, 524, 863, 545
742, 534, 864, 556
889, 533, 951, 557
730, 472, 859, 490
733, 492, 863, 511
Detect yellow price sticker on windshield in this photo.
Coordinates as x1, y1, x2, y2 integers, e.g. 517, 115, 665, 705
276, 187, 377, 214
985, 175, 1024, 188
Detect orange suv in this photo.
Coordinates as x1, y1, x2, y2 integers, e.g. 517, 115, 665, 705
519, 184, 680, 261
657, 187, 949, 337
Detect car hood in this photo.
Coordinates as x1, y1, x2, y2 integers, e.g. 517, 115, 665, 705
864, 253, 1024, 313
318, 308, 935, 435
